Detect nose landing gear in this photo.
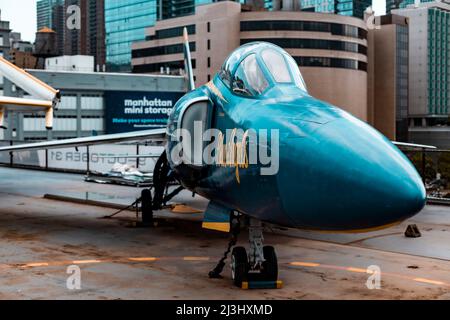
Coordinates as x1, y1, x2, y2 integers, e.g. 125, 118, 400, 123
231, 218, 280, 289
210, 215, 282, 289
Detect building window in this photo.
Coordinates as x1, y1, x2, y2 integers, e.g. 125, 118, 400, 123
132, 60, 196, 73
240, 20, 367, 40
207, 75, 211, 82
207, 22, 211, 33
240, 38, 367, 55
146, 25, 196, 41
207, 39, 211, 50
292, 56, 367, 72
207, 57, 211, 68
132, 42, 196, 58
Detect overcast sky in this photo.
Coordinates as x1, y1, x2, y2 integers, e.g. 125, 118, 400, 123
0, 0, 36, 41
0, 0, 386, 43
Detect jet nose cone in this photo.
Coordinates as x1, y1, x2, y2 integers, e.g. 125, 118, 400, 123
379, 168, 426, 223
393, 173, 426, 215
277, 117, 426, 231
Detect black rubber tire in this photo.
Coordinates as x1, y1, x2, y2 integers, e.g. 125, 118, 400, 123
262, 246, 278, 281
231, 247, 248, 287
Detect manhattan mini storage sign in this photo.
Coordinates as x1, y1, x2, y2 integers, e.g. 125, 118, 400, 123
105, 91, 184, 133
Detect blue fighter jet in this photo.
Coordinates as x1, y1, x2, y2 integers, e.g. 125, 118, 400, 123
0, 29, 428, 287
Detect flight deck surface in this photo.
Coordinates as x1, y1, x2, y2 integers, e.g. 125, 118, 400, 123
0, 167, 449, 299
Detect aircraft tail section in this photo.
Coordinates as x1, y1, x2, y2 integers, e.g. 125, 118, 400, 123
183, 27, 195, 91
202, 202, 232, 233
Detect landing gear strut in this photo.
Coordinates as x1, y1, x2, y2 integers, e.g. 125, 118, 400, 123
138, 151, 184, 226
151, 150, 184, 208
210, 215, 280, 289
231, 218, 279, 287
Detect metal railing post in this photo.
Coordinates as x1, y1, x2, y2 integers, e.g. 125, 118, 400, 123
421, 148, 426, 181
136, 144, 140, 169
87, 145, 90, 174
45, 149, 49, 171
9, 140, 13, 167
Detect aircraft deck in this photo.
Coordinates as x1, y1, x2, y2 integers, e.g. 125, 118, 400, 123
0, 167, 449, 299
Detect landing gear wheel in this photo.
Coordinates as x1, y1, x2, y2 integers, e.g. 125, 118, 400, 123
261, 246, 278, 281
231, 246, 248, 287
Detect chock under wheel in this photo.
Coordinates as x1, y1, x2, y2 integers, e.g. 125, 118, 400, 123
241, 280, 283, 290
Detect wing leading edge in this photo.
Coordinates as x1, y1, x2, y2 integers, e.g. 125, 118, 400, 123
0, 128, 166, 153
391, 141, 436, 149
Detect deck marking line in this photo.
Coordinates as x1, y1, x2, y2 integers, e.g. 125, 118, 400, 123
346, 267, 368, 273
72, 260, 102, 264
183, 257, 210, 261
289, 261, 450, 287
24, 262, 49, 268
413, 278, 445, 286
128, 257, 157, 262
290, 262, 320, 267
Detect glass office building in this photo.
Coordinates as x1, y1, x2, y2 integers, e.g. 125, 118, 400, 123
158, 0, 256, 20
105, 0, 157, 72
386, 0, 435, 13
36, 0, 64, 31
427, 7, 450, 115
299, 0, 371, 18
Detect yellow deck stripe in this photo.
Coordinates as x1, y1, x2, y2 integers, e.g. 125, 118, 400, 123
72, 260, 102, 264
128, 257, 157, 262
346, 267, 368, 273
290, 262, 321, 267
413, 278, 445, 286
24, 262, 49, 268
183, 257, 210, 261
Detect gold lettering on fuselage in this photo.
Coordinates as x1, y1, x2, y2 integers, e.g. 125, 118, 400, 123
216, 129, 249, 184
206, 81, 228, 104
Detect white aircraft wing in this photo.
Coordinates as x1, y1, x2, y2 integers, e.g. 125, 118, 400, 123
391, 141, 436, 149
0, 96, 54, 128
0, 128, 166, 153
0, 96, 52, 109
0, 56, 60, 130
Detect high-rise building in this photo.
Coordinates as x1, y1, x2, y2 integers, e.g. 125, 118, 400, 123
37, 0, 65, 55
36, 0, 65, 30
132, 1, 370, 122
0, 18, 11, 59
0, 17, 13, 139
392, 2, 450, 147
105, 0, 157, 72
51, 2, 65, 55
386, 0, 434, 14
155, 0, 371, 20
366, 13, 409, 141
158, 0, 196, 19
299, 0, 371, 18
157, 0, 271, 20
64, 0, 106, 69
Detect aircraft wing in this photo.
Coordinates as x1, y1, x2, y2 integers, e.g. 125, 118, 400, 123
0, 128, 166, 153
391, 141, 436, 149
0, 56, 60, 130
0, 96, 53, 109
0, 96, 54, 128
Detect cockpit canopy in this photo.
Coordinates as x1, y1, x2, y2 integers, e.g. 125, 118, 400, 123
219, 42, 307, 97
